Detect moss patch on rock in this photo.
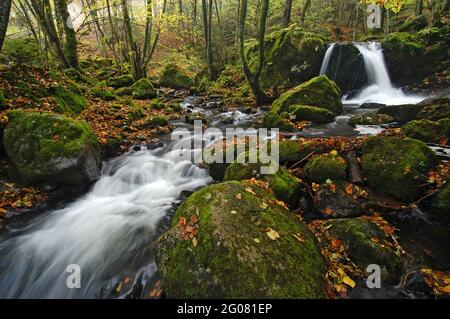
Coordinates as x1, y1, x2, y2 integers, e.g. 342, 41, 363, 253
402, 119, 444, 143
323, 218, 404, 284
348, 111, 394, 126
155, 181, 326, 298
224, 152, 300, 208
362, 136, 436, 201
304, 153, 347, 183
0, 90, 5, 110
48, 84, 86, 115
272, 75, 342, 115
3, 110, 100, 185
159, 64, 195, 89
107, 74, 134, 89
91, 86, 118, 101
261, 112, 294, 132
289, 105, 335, 123
131, 78, 157, 100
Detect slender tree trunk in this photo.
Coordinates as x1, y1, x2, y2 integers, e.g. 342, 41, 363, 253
416, 0, 423, 16
300, 0, 311, 26
238, 0, 269, 105
55, 0, 78, 68
282, 0, 293, 27
0, 0, 13, 52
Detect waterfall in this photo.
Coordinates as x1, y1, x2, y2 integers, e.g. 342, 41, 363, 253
320, 43, 336, 75
0, 144, 212, 298
343, 42, 424, 106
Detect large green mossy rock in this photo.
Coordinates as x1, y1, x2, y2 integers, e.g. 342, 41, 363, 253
323, 219, 404, 284
272, 75, 342, 115
377, 104, 422, 124
402, 119, 448, 144
304, 153, 347, 183
361, 137, 436, 202
289, 105, 335, 123
431, 183, 450, 222
107, 74, 134, 89
224, 152, 299, 208
159, 64, 195, 89
155, 181, 326, 298
245, 26, 327, 92
3, 111, 101, 185
278, 139, 332, 163
131, 78, 157, 99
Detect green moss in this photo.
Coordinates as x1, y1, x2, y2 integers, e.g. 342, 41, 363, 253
91, 87, 118, 101
289, 105, 335, 123
3, 110, 100, 184
150, 99, 165, 110
382, 32, 424, 54
0, 90, 5, 110
277, 139, 331, 163
304, 153, 347, 183
402, 119, 441, 143
272, 75, 342, 115
48, 85, 86, 115
362, 136, 436, 201
159, 64, 195, 89
348, 111, 394, 126
144, 116, 169, 128
432, 183, 450, 222
224, 151, 299, 208
416, 98, 450, 121
131, 78, 157, 100
377, 104, 422, 123
262, 112, 294, 132
324, 219, 403, 284
168, 102, 182, 112
107, 74, 134, 88
437, 118, 450, 141
115, 86, 133, 96
155, 181, 326, 298
398, 15, 428, 32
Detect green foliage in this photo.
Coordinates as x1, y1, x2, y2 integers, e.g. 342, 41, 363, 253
289, 105, 335, 123
0, 38, 41, 65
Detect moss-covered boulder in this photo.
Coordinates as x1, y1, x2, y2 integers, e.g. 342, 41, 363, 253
131, 78, 157, 100
224, 152, 299, 208
272, 76, 342, 115
304, 153, 347, 183
278, 139, 333, 163
323, 219, 404, 284
115, 86, 133, 96
348, 111, 394, 126
143, 116, 169, 129
377, 104, 422, 123
91, 87, 117, 101
107, 74, 134, 89
159, 64, 195, 89
3, 111, 101, 185
416, 97, 450, 121
430, 184, 450, 222
245, 26, 328, 92
48, 84, 86, 115
362, 137, 436, 201
155, 181, 326, 298
289, 105, 335, 123
261, 112, 294, 132
402, 119, 442, 143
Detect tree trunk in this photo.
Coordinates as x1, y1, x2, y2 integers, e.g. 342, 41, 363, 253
300, 0, 311, 26
282, 0, 293, 27
55, 0, 78, 68
238, 0, 269, 105
0, 0, 13, 52
416, 0, 423, 16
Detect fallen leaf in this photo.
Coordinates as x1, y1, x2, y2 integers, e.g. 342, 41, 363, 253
330, 150, 338, 156
203, 193, 212, 200
324, 207, 333, 216
254, 238, 261, 244
342, 276, 356, 288
330, 238, 342, 249
266, 228, 280, 240
177, 217, 187, 228
245, 187, 256, 195
293, 233, 305, 243
236, 193, 242, 200
345, 184, 353, 195
312, 183, 320, 192
192, 237, 198, 247
230, 210, 238, 215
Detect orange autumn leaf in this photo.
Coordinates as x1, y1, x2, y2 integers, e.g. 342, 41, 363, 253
324, 207, 333, 216
177, 217, 187, 228
330, 238, 342, 249
345, 184, 353, 195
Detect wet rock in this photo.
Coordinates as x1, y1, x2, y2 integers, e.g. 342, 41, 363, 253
348, 111, 394, 126
404, 270, 434, 298
185, 113, 208, 125
360, 102, 386, 109
289, 105, 335, 124
147, 141, 165, 150
377, 104, 422, 124
272, 75, 343, 115
304, 153, 347, 183
430, 183, 450, 223
402, 119, 448, 144
3, 111, 101, 185
323, 218, 404, 284
155, 181, 326, 298
416, 97, 450, 121
278, 139, 332, 163
362, 136, 436, 201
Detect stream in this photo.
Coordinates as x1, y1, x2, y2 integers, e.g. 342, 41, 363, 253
0, 41, 448, 299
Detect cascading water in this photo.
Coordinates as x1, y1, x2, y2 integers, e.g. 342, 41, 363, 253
319, 43, 337, 76
342, 42, 425, 106
0, 143, 212, 298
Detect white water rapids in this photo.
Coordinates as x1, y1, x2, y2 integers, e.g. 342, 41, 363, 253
0, 144, 212, 298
